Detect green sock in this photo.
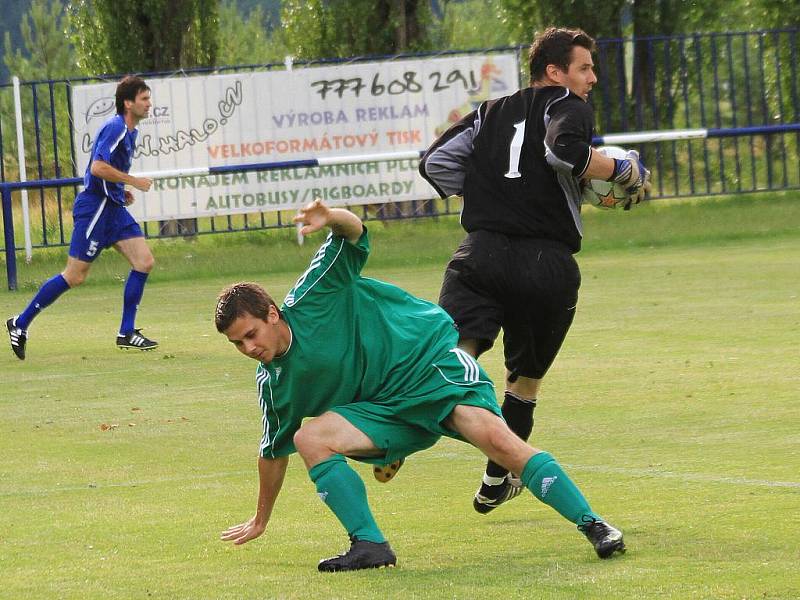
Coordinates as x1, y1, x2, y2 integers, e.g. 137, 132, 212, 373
521, 451, 601, 526
308, 455, 386, 543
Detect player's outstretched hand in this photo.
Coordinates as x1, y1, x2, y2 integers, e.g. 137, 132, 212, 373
221, 515, 266, 545
620, 150, 651, 210
293, 199, 330, 236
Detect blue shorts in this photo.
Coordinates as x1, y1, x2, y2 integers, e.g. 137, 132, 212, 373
69, 192, 143, 262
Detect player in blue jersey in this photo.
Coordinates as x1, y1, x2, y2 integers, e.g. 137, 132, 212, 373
214, 200, 625, 572
6, 76, 157, 360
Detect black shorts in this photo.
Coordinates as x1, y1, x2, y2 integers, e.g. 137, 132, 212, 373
438, 230, 581, 380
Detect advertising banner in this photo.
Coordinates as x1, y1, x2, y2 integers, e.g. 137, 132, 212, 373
71, 54, 519, 221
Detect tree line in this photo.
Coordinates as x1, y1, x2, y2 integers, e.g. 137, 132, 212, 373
1, 0, 798, 207
3, 0, 800, 82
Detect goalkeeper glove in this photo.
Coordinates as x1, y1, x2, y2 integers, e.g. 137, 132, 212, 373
610, 150, 652, 209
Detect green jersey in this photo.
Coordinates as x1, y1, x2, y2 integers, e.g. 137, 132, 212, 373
256, 228, 460, 458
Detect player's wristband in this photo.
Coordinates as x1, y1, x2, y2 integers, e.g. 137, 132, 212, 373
609, 158, 633, 185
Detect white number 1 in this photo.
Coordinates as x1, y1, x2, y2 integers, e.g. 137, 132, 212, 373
504, 119, 525, 179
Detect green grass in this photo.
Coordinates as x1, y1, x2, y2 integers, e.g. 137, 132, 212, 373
4, 191, 799, 290
1, 194, 798, 599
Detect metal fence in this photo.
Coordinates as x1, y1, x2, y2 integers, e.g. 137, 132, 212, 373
591, 29, 800, 198
1, 29, 799, 256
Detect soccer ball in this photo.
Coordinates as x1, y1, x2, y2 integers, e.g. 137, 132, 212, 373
582, 145, 630, 209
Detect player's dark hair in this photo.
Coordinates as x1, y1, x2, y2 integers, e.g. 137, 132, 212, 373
116, 76, 150, 115
529, 27, 596, 83
215, 282, 279, 333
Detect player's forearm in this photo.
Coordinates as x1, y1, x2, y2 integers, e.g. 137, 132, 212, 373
583, 148, 616, 180
254, 455, 289, 526
327, 208, 364, 244
90, 160, 134, 185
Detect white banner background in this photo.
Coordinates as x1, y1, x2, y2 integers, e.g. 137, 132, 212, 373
71, 54, 519, 221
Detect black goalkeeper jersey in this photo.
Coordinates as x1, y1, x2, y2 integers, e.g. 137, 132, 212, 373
419, 86, 595, 253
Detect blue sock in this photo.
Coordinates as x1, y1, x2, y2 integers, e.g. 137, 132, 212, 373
309, 455, 386, 543
16, 274, 71, 330
119, 270, 149, 335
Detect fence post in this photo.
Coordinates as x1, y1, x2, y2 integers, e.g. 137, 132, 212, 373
284, 55, 304, 247
2, 185, 18, 291
12, 76, 33, 264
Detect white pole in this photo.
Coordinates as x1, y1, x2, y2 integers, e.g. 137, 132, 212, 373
623, 8, 634, 98
284, 55, 304, 247
12, 76, 33, 263
133, 166, 213, 179
600, 129, 709, 144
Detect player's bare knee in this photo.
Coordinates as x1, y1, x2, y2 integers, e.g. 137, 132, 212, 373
506, 374, 541, 399
293, 426, 315, 457
63, 270, 86, 287
293, 425, 331, 460
137, 254, 155, 273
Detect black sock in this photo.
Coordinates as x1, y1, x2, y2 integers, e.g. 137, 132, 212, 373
481, 393, 537, 495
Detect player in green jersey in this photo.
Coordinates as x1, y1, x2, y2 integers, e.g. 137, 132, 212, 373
215, 200, 625, 572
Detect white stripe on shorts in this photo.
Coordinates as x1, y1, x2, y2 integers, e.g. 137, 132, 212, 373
451, 347, 479, 382
85, 198, 108, 239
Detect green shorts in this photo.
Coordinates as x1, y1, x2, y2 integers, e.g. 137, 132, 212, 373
329, 348, 502, 465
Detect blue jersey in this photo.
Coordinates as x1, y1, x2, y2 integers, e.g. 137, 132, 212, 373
83, 114, 138, 206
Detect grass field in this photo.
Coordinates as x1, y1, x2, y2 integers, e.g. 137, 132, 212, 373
1, 194, 798, 599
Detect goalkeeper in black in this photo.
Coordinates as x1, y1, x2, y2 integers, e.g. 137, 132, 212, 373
419, 27, 651, 512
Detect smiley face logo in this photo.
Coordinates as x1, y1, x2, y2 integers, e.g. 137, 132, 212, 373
85, 96, 115, 124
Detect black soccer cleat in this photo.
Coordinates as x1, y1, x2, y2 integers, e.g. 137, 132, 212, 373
116, 329, 159, 351
473, 474, 524, 514
6, 317, 27, 360
578, 517, 626, 559
373, 458, 405, 483
317, 535, 397, 572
